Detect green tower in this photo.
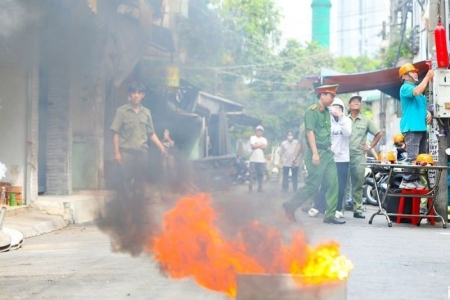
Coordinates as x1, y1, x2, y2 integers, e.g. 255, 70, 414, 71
311, 0, 331, 48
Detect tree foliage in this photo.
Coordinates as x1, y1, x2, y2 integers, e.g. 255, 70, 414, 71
179, 0, 383, 143
334, 55, 381, 73
380, 36, 413, 68
211, 0, 281, 67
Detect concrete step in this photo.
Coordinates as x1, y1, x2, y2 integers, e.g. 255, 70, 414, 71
32, 190, 115, 224
2, 212, 67, 239
3, 205, 32, 217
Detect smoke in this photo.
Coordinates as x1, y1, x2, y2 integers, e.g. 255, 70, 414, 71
97, 151, 198, 256
212, 184, 304, 238
97, 149, 308, 259
0, 0, 38, 38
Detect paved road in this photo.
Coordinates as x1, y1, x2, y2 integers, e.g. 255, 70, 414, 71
1, 182, 450, 300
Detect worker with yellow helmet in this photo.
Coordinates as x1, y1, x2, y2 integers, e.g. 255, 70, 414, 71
393, 134, 407, 161
398, 63, 434, 189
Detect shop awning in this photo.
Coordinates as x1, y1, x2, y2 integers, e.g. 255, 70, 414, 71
299, 61, 430, 100
197, 91, 244, 114
226, 112, 261, 127
166, 101, 200, 119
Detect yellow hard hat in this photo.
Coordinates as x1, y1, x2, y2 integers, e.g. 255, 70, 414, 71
393, 134, 404, 143
378, 151, 396, 163
416, 153, 434, 166
399, 63, 419, 78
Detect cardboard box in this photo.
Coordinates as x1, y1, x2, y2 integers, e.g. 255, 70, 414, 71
6, 186, 22, 194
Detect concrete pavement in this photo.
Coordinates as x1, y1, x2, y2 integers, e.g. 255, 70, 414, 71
0, 190, 115, 241
1, 182, 450, 300
2, 211, 67, 239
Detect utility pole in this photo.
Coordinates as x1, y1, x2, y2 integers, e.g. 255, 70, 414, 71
389, 0, 408, 44
379, 93, 387, 146
428, 0, 448, 222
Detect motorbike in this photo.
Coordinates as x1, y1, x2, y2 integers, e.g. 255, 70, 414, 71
363, 164, 389, 206
232, 157, 250, 185
232, 157, 270, 185
363, 152, 406, 206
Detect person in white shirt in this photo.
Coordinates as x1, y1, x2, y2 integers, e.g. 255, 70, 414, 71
279, 131, 299, 192
308, 97, 352, 218
249, 125, 267, 192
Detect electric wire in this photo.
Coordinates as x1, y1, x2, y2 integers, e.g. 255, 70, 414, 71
184, 1, 387, 93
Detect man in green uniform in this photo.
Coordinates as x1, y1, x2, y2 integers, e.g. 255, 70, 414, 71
283, 85, 345, 225
348, 94, 382, 218
110, 82, 166, 203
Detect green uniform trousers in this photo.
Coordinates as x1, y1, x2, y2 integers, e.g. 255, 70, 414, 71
349, 154, 365, 213
287, 148, 338, 219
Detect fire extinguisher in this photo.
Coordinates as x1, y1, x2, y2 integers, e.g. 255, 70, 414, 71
434, 16, 449, 68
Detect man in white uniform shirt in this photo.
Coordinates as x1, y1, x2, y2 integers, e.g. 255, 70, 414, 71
280, 131, 299, 192
249, 125, 267, 192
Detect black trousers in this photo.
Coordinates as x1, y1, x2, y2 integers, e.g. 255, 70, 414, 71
314, 162, 349, 213
282, 166, 298, 191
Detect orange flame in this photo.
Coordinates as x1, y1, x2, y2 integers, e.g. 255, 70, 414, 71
151, 194, 353, 298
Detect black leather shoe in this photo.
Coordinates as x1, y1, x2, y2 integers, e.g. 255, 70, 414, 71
323, 217, 346, 224
283, 202, 296, 222
353, 212, 366, 219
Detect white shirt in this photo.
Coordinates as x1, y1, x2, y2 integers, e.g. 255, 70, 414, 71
249, 135, 267, 163
280, 139, 299, 167
330, 114, 352, 162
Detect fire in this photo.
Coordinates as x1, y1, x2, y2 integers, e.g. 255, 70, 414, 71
151, 194, 353, 298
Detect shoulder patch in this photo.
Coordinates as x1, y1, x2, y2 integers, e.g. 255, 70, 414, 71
142, 106, 151, 115
310, 104, 317, 110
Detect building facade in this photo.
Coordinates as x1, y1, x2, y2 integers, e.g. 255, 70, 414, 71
311, 0, 332, 48
0, 0, 258, 208
335, 0, 389, 57
0, 0, 180, 202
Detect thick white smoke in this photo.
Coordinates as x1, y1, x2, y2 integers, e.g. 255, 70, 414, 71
0, 0, 37, 38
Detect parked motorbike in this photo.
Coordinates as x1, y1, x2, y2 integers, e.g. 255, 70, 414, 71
363, 154, 406, 206
232, 158, 270, 185
363, 165, 389, 206
232, 157, 250, 185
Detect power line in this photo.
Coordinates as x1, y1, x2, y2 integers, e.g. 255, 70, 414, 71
189, 1, 276, 57
192, 2, 384, 55
184, 1, 385, 87
190, 0, 390, 51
